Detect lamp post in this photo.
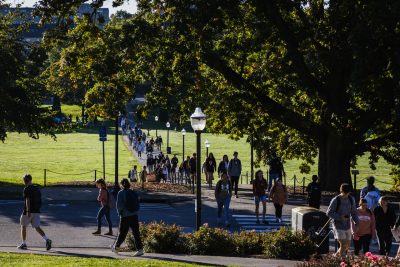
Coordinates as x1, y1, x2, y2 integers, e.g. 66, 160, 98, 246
166, 122, 171, 154
204, 139, 210, 157
191, 107, 206, 231
155, 116, 159, 137
181, 128, 186, 162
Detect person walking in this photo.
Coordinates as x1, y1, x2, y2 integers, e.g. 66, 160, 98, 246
128, 165, 138, 183
139, 166, 147, 189
306, 175, 322, 209
326, 183, 359, 257
215, 173, 232, 227
228, 151, 242, 198
205, 153, 217, 188
351, 198, 376, 255
267, 152, 285, 191
269, 178, 288, 223
361, 176, 381, 211
253, 170, 268, 224
92, 179, 113, 235
218, 155, 229, 177
189, 153, 197, 184
374, 196, 396, 255
112, 178, 144, 256
17, 174, 52, 251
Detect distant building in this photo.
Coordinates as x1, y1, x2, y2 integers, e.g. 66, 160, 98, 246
0, 4, 110, 42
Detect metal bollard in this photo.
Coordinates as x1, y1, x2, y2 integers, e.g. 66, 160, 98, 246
302, 177, 305, 195
44, 169, 47, 187
293, 175, 296, 194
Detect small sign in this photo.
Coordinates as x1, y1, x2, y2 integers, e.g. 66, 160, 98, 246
99, 126, 107, 141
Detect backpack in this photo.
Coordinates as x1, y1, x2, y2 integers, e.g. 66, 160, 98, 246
125, 189, 140, 212
335, 195, 354, 212
106, 189, 116, 209
365, 190, 380, 210
217, 180, 231, 199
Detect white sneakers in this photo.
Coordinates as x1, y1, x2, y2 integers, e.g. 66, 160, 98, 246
111, 245, 144, 257
133, 249, 144, 257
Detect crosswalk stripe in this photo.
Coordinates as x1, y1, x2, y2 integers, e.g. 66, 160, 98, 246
233, 214, 291, 233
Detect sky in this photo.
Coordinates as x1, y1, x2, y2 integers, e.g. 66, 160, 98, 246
6, 0, 138, 15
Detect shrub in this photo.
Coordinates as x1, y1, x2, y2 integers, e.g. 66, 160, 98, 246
186, 224, 235, 256
263, 228, 316, 260
233, 230, 267, 256
127, 222, 185, 253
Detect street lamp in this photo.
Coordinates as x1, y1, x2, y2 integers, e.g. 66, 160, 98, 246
205, 139, 210, 157
191, 107, 206, 231
166, 122, 171, 154
155, 116, 159, 137
181, 128, 186, 163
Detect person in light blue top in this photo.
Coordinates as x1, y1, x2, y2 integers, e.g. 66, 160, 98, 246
326, 183, 359, 257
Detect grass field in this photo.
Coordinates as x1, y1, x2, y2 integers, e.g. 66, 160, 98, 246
144, 129, 394, 190
0, 126, 139, 186
0, 252, 215, 267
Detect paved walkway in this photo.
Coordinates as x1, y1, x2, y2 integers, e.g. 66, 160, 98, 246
0, 246, 300, 267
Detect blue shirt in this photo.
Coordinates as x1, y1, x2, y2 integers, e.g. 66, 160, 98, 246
116, 189, 138, 218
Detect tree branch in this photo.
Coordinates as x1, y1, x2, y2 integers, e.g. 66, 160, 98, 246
200, 49, 321, 140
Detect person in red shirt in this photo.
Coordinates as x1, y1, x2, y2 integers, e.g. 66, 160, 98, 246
351, 198, 376, 255
253, 170, 268, 224
92, 179, 113, 235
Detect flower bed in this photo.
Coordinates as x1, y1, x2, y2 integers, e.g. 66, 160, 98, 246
298, 252, 400, 266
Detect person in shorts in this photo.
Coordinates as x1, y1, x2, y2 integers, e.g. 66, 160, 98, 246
326, 183, 359, 257
253, 170, 268, 224
17, 174, 52, 250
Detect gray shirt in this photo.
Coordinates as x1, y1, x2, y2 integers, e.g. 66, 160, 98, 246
228, 158, 242, 177
326, 195, 359, 230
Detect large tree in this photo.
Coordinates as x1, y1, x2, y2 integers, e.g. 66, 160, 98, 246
36, 0, 400, 190
0, 1, 56, 141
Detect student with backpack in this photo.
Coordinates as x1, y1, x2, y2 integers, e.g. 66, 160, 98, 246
112, 178, 143, 256
17, 174, 52, 251
326, 183, 359, 257
306, 175, 321, 209
228, 151, 242, 198
361, 176, 380, 210
253, 170, 268, 224
267, 152, 285, 191
92, 179, 113, 236
269, 178, 288, 223
351, 198, 376, 255
215, 173, 232, 227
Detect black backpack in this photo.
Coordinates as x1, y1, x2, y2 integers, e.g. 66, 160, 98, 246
125, 189, 140, 212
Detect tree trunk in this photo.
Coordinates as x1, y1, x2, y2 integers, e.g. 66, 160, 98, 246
318, 133, 353, 191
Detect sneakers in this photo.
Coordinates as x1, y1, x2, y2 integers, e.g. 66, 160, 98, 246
235, 195, 239, 198
17, 243, 27, 250
104, 231, 113, 236
92, 230, 101, 235
133, 249, 144, 257
46, 239, 52, 251
111, 245, 121, 254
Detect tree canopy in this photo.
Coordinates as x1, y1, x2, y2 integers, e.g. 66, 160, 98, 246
37, 0, 400, 190
0, 1, 56, 141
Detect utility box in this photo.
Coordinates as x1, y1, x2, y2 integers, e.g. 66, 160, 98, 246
292, 207, 330, 254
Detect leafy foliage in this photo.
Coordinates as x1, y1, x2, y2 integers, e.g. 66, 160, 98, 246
0, 2, 58, 141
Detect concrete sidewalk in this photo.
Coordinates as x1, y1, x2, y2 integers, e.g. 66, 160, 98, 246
0, 246, 301, 267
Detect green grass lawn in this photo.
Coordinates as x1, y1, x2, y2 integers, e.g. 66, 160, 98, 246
61, 104, 83, 118
0, 252, 215, 267
0, 126, 139, 186
145, 129, 394, 190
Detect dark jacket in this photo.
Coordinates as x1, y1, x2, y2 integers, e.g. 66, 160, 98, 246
374, 205, 396, 233
218, 160, 229, 175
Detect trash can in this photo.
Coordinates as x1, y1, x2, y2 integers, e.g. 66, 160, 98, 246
292, 207, 330, 254
167, 146, 171, 154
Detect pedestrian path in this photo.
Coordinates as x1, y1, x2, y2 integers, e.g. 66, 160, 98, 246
233, 214, 291, 232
